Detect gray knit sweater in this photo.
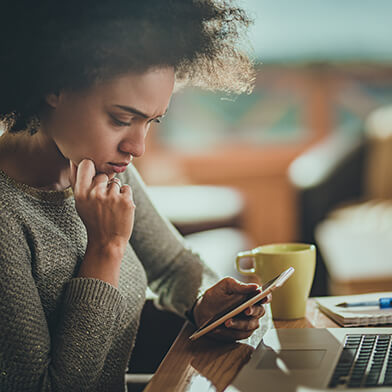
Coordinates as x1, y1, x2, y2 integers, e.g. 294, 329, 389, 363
0, 164, 218, 392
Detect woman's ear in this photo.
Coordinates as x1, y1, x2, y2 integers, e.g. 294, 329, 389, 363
45, 92, 61, 108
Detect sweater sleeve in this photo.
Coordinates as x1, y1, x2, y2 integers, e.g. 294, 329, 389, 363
0, 214, 125, 392
123, 166, 219, 318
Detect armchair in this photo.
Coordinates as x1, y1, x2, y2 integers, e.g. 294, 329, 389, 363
288, 131, 367, 296
289, 104, 392, 296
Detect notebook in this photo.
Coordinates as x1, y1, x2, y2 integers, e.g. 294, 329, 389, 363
230, 327, 392, 391
316, 292, 392, 327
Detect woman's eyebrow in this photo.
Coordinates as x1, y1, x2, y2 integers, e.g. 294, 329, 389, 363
113, 104, 167, 119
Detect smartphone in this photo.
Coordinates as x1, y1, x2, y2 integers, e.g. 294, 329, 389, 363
188, 267, 294, 341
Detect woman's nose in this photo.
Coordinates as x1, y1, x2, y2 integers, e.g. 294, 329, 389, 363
119, 125, 147, 157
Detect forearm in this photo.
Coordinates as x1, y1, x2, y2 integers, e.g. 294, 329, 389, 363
149, 248, 219, 318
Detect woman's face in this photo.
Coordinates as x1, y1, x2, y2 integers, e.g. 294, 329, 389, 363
43, 67, 175, 176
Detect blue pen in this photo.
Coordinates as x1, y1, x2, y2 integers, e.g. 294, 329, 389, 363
337, 297, 392, 308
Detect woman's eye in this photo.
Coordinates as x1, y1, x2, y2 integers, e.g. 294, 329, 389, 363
149, 118, 161, 124
111, 115, 131, 127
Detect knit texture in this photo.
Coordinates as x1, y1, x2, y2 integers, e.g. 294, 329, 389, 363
0, 164, 218, 392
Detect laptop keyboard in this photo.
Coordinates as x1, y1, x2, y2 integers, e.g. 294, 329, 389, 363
329, 334, 392, 388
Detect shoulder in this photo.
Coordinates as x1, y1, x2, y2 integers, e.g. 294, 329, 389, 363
0, 172, 33, 242
0, 170, 28, 219
0, 196, 26, 239
0, 204, 30, 264
0, 171, 20, 215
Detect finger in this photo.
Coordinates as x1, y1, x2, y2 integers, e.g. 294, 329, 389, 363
243, 304, 266, 318
256, 295, 271, 305
244, 297, 268, 316
107, 178, 122, 193
90, 172, 110, 193
223, 277, 259, 295
121, 187, 136, 212
119, 184, 135, 204
225, 316, 260, 331
244, 299, 267, 316
107, 182, 121, 193
120, 184, 131, 195
69, 160, 77, 189
74, 159, 96, 196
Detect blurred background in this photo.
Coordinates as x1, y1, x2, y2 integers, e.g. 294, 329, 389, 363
2, 1, 390, 297
135, 0, 392, 296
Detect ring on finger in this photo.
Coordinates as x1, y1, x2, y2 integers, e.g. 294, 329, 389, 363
107, 178, 122, 190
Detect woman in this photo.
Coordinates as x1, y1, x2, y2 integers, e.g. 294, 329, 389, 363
0, 1, 269, 391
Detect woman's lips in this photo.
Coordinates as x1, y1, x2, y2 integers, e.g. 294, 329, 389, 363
108, 162, 128, 173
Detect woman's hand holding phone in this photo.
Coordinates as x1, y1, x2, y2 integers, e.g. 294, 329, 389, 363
192, 277, 271, 342
69, 159, 136, 287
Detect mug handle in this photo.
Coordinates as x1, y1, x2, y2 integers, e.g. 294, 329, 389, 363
236, 250, 256, 275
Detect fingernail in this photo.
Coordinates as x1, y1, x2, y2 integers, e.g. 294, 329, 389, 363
246, 308, 252, 315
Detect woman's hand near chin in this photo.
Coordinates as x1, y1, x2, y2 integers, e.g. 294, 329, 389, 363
69, 158, 135, 287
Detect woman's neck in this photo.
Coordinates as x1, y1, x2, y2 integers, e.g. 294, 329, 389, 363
0, 131, 71, 191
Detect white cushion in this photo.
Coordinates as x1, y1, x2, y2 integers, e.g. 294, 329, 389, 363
147, 185, 244, 226
185, 227, 252, 279
315, 201, 392, 281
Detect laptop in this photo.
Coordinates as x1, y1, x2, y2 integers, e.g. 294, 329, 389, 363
230, 327, 392, 392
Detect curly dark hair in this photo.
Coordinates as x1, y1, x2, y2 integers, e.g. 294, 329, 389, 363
0, 0, 255, 134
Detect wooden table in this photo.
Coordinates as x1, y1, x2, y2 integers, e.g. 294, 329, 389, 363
144, 300, 338, 392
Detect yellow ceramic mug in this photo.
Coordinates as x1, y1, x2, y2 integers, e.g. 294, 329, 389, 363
236, 243, 316, 320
